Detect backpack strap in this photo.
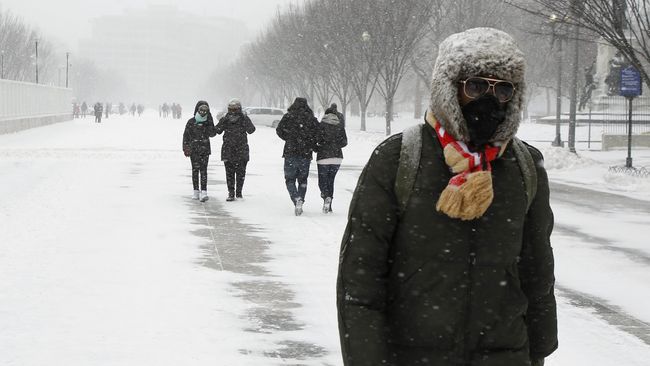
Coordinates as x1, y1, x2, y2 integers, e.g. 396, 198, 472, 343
395, 126, 537, 215
395, 124, 424, 215
511, 137, 538, 212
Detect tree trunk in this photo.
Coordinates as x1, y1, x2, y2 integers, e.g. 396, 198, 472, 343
385, 97, 394, 136
360, 102, 367, 131
414, 78, 423, 119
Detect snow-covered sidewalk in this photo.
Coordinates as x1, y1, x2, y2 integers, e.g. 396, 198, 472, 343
0, 112, 649, 365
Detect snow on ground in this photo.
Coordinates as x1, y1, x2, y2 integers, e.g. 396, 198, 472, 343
0, 110, 649, 365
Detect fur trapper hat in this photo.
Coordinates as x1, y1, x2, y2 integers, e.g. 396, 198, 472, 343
429, 27, 526, 144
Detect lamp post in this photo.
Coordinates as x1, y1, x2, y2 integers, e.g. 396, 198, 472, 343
549, 14, 564, 147
360, 31, 371, 132
567, 0, 584, 154
1, 50, 4, 79
567, 21, 580, 153
34, 39, 39, 84
66, 52, 70, 88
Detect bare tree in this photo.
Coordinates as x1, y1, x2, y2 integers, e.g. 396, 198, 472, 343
0, 8, 56, 83
370, 0, 438, 135
508, 0, 650, 87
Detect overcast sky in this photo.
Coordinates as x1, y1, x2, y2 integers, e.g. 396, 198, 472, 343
0, 0, 300, 50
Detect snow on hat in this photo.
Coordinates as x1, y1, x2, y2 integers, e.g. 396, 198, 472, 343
228, 98, 242, 110
429, 27, 526, 144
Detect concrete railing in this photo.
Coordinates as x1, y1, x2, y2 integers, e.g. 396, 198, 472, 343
602, 133, 650, 151
0, 79, 73, 134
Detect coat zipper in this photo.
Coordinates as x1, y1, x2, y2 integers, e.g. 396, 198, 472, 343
461, 223, 478, 365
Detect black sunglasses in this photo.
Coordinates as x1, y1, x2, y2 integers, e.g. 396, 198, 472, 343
459, 76, 516, 103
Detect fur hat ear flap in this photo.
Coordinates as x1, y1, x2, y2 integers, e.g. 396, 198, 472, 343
436, 170, 494, 220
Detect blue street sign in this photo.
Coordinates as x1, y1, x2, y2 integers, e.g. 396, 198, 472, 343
620, 66, 642, 97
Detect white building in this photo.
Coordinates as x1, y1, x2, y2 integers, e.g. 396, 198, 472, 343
79, 5, 249, 105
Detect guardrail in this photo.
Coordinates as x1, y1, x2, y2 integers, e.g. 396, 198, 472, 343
0, 79, 73, 134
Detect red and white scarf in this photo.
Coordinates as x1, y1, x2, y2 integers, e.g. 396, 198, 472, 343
426, 111, 506, 220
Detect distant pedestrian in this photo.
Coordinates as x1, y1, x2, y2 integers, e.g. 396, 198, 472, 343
215, 99, 256, 201
137, 104, 144, 117
130, 103, 136, 116
315, 106, 347, 213
276, 97, 318, 215
182, 101, 217, 202
93, 102, 103, 123
81, 102, 88, 118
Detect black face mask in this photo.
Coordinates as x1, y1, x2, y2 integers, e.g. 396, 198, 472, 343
461, 94, 507, 150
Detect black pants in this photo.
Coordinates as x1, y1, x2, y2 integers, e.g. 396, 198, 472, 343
317, 164, 340, 199
224, 160, 248, 195
190, 154, 210, 191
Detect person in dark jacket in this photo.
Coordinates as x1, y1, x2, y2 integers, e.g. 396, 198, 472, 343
81, 101, 88, 118
337, 28, 557, 366
93, 102, 103, 123
316, 107, 347, 213
276, 97, 318, 216
216, 98, 256, 201
182, 100, 217, 202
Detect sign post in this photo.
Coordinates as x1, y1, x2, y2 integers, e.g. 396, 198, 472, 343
619, 66, 642, 168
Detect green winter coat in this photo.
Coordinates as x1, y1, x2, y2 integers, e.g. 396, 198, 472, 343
336, 123, 557, 366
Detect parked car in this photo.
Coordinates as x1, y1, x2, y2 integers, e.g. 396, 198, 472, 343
244, 107, 285, 128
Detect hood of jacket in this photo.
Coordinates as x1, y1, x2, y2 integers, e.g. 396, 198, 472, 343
287, 97, 314, 116
194, 100, 210, 114
429, 27, 526, 144
321, 113, 340, 126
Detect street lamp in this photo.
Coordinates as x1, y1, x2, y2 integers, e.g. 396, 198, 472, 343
66, 52, 70, 88
1, 50, 4, 79
360, 31, 371, 132
549, 14, 564, 147
34, 38, 39, 84
567, 0, 584, 154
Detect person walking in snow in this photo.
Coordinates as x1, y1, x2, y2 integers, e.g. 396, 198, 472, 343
182, 100, 217, 202
337, 28, 557, 366
215, 99, 256, 201
81, 101, 88, 118
315, 106, 347, 213
93, 102, 103, 123
328, 102, 346, 129
276, 97, 318, 216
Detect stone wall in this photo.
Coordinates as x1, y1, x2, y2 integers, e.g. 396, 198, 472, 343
602, 133, 650, 150
0, 79, 73, 134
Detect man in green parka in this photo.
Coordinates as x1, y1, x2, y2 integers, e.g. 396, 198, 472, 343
337, 28, 557, 366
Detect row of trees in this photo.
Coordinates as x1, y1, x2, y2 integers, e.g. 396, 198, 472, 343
0, 7, 129, 104
211, 0, 602, 134
237, 0, 438, 134
0, 8, 55, 83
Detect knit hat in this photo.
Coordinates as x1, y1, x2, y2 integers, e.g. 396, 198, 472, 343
228, 98, 242, 111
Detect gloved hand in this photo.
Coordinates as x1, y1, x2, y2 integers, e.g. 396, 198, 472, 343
183, 148, 191, 157
531, 359, 544, 366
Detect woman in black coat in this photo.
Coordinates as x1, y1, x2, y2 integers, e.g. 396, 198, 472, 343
215, 99, 256, 201
316, 107, 347, 213
275, 97, 318, 215
182, 100, 217, 202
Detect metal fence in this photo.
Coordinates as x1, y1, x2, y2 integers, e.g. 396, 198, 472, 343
598, 95, 650, 135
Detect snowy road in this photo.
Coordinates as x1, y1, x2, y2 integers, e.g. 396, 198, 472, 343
1, 113, 650, 365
